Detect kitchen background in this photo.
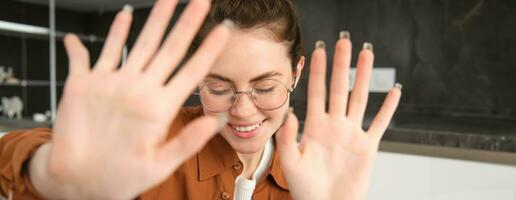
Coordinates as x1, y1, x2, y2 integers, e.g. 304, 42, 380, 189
0, 0, 515, 199
1, 0, 515, 119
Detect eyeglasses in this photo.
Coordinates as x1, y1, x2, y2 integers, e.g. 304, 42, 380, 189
194, 79, 293, 112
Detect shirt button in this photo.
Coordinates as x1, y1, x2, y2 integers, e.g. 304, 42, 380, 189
233, 162, 242, 170
221, 192, 231, 200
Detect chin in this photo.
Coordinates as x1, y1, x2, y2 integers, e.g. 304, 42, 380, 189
231, 143, 264, 154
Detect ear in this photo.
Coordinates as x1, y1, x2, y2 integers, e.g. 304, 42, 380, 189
293, 56, 305, 89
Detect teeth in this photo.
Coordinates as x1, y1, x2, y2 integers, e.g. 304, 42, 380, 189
232, 122, 262, 132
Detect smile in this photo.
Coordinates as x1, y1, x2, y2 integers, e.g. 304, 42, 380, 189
231, 122, 263, 132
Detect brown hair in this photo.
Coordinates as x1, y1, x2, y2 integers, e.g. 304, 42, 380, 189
189, 0, 304, 72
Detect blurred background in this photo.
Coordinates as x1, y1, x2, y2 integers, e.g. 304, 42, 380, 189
0, 0, 515, 199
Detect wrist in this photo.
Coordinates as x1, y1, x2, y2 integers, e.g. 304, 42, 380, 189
28, 143, 86, 199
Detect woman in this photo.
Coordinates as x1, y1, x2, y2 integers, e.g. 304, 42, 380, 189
0, 0, 401, 199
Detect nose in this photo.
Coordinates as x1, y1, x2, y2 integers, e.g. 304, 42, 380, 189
230, 92, 258, 118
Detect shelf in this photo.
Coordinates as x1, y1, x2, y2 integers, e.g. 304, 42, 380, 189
0, 20, 105, 43
0, 80, 64, 87
0, 117, 52, 134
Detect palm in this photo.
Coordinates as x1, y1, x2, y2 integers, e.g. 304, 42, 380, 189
31, 0, 232, 199
277, 37, 401, 200
51, 73, 177, 197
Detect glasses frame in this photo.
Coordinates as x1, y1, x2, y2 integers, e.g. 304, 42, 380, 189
194, 78, 294, 112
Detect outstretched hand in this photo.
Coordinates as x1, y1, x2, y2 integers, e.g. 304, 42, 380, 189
29, 0, 232, 199
276, 33, 402, 200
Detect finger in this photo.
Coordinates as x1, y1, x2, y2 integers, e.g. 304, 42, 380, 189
144, 0, 211, 84
164, 22, 232, 109
155, 114, 227, 173
64, 34, 90, 77
367, 84, 402, 142
122, 0, 179, 73
93, 6, 133, 73
307, 41, 328, 116
329, 32, 352, 115
347, 43, 374, 126
275, 111, 300, 168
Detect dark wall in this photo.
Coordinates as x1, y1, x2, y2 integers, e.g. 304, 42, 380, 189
294, 0, 516, 119
2, 0, 515, 121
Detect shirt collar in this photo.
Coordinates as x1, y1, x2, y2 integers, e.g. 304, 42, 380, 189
184, 106, 289, 190
198, 134, 240, 181
197, 136, 289, 190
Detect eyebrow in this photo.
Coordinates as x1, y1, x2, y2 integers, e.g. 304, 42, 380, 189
206, 71, 283, 83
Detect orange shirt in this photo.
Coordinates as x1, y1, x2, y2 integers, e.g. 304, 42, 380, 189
0, 107, 292, 200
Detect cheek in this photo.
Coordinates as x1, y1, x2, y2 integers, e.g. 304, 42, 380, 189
202, 106, 223, 120
262, 104, 289, 129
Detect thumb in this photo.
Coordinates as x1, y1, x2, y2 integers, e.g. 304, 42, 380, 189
275, 110, 300, 169
156, 113, 227, 173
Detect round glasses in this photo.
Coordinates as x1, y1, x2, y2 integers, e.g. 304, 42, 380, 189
194, 79, 293, 112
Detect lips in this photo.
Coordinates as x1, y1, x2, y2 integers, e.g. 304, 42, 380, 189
231, 121, 262, 132
228, 119, 266, 139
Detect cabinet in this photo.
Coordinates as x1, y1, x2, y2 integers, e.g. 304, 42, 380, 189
0, 0, 106, 130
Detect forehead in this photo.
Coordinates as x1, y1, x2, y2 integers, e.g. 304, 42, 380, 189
210, 28, 292, 82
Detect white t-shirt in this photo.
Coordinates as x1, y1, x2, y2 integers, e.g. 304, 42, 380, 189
233, 138, 274, 200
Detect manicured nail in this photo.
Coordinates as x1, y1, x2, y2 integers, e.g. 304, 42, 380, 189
394, 83, 403, 90
339, 31, 350, 40
315, 40, 325, 49
222, 19, 235, 29
217, 112, 229, 130
123, 4, 134, 13
363, 42, 373, 51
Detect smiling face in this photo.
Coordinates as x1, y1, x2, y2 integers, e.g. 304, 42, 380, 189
201, 28, 304, 154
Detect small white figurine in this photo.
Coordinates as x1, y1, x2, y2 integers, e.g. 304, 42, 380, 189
33, 113, 46, 122
5, 77, 21, 85
33, 110, 51, 122
5, 67, 13, 78
1, 96, 23, 119
0, 66, 18, 84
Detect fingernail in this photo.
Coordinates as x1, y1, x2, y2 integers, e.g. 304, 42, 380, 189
362, 42, 373, 51
339, 31, 350, 40
222, 19, 235, 29
363, 42, 373, 51
315, 40, 325, 49
394, 82, 403, 90
216, 112, 229, 130
123, 4, 134, 13
288, 106, 294, 113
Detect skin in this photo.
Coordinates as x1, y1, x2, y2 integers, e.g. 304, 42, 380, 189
29, 0, 231, 199
26, 0, 401, 199
202, 28, 304, 178
276, 38, 402, 200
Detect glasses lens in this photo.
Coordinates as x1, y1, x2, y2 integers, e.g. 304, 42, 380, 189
199, 82, 234, 112
252, 79, 289, 110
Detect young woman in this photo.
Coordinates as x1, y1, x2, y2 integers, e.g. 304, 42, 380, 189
0, 0, 401, 199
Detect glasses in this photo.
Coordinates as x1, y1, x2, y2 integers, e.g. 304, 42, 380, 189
194, 79, 293, 112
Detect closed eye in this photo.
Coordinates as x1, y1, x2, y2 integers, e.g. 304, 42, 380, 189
255, 86, 276, 94
209, 88, 232, 95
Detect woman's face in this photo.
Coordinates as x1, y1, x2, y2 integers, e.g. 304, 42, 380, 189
201, 27, 303, 154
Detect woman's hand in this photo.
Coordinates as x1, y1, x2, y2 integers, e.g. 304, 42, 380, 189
276, 33, 402, 200
29, 0, 232, 199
